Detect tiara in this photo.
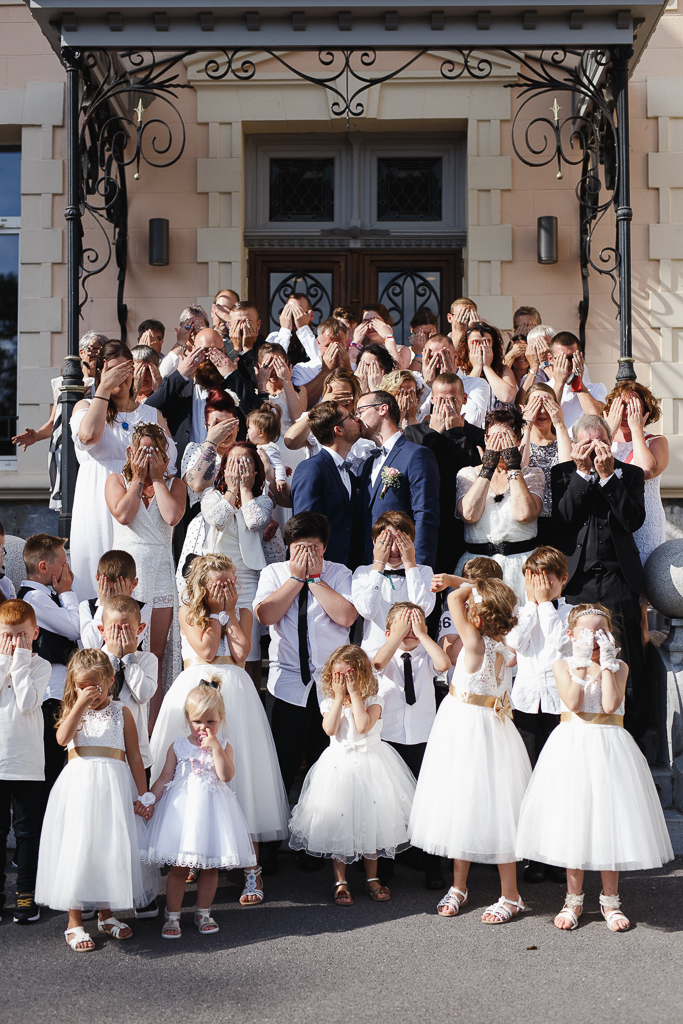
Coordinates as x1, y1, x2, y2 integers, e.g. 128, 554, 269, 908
573, 608, 607, 618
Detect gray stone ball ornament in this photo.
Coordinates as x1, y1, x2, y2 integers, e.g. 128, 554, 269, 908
644, 540, 683, 618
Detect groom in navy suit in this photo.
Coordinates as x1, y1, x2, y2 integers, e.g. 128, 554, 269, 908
290, 402, 364, 568
357, 391, 440, 568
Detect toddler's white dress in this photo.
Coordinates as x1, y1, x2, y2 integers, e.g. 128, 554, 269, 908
149, 633, 289, 843
141, 735, 256, 870
35, 702, 159, 911
408, 637, 531, 863
516, 665, 674, 870
288, 695, 417, 863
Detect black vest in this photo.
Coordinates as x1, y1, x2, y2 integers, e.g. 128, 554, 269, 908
17, 585, 79, 666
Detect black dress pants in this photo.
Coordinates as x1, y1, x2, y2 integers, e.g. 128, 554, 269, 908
0, 780, 45, 894
42, 699, 66, 794
513, 710, 560, 768
385, 740, 441, 872
271, 685, 329, 797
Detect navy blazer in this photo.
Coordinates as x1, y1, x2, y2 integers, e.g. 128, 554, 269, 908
359, 435, 440, 568
290, 449, 358, 567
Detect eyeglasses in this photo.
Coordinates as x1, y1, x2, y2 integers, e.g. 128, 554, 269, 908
337, 413, 357, 425
356, 404, 383, 414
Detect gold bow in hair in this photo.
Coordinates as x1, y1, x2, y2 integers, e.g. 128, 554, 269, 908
492, 691, 513, 723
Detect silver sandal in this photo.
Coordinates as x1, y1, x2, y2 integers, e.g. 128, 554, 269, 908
436, 886, 468, 917
481, 895, 525, 924
194, 907, 219, 934
240, 866, 264, 906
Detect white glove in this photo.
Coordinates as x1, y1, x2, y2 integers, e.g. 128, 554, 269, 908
570, 628, 594, 668
595, 629, 620, 673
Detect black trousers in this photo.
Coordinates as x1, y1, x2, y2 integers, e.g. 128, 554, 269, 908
385, 740, 441, 871
42, 699, 66, 794
0, 780, 45, 894
564, 570, 647, 740
271, 685, 329, 797
513, 710, 560, 768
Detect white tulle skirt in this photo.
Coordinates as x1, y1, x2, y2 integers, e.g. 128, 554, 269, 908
408, 694, 532, 863
288, 736, 417, 863
515, 721, 674, 871
35, 758, 159, 911
141, 774, 257, 870
150, 663, 290, 842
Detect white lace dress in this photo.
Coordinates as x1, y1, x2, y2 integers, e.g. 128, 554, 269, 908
288, 695, 417, 863
35, 702, 159, 911
611, 438, 666, 564
141, 735, 256, 870
454, 466, 545, 604
149, 632, 290, 843
516, 665, 673, 870
111, 479, 176, 611
408, 637, 531, 863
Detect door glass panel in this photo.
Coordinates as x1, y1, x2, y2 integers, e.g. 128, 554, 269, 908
0, 233, 19, 456
377, 270, 441, 345
269, 159, 334, 222
267, 271, 333, 333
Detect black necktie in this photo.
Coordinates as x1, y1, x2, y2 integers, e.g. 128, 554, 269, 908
401, 652, 416, 706
111, 657, 125, 700
383, 568, 406, 578
298, 582, 311, 685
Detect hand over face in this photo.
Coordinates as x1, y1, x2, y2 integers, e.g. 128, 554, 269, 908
390, 607, 412, 639
147, 447, 168, 482
373, 528, 393, 565
592, 440, 614, 480
571, 439, 595, 475
177, 347, 205, 379
331, 671, 348, 698
395, 530, 416, 567
207, 346, 237, 376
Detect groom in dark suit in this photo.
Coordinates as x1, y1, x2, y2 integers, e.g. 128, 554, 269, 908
551, 414, 647, 739
357, 391, 440, 569
290, 402, 363, 568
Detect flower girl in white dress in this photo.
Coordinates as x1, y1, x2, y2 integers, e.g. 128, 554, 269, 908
408, 579, 532, 923
288, 645, 416, 906
150, 554, 289, 905
35, 649, 158, 952
516, 604, 673, 932
143, 682, 256, 938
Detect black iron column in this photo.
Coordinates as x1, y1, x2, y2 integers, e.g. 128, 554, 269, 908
59, 48, 86, 542
613, 45, 636, 382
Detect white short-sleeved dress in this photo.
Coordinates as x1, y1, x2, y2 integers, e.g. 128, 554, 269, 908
288, 694, 417, 863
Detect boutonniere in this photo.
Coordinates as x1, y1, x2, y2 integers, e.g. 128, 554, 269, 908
380, 466, 403, 498
614, 468, 623, 479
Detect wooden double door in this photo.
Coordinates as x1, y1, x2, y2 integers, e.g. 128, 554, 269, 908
248, 250, 462, 344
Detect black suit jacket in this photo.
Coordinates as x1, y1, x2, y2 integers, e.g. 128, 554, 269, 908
550, 458, 646, 594
290, 449, 359, 567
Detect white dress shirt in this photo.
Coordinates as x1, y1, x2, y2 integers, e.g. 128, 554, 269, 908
369, 430, 402, 488
18, 580, 81, 701
0, 649, 51, 781
253, 559, 354, 708
378, 647, 438, 745
419, 372, 491, 429
352, 564, 435, 657
159, 350, 180, 378
292, 359, 323, 390
265, 324, 319, 362
103, 647, 158, 768
0, 577, 16, 601
321, 445, 352, 497
79, 598, 151, 650
507, 598, 571, 714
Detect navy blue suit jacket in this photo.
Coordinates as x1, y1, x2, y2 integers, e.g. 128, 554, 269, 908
290, 450, 358, 567
359, 435, 440, 568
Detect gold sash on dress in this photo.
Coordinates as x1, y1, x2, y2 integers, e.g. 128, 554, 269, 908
68, 746, 126, 762
449, 685, 513, 723
560, 711, 623, 728
182, 655, 238, 670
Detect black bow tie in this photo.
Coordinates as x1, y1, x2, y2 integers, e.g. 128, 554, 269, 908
383, 568, 406, 578
371, 446, 388, 458
551, 599, 559, 609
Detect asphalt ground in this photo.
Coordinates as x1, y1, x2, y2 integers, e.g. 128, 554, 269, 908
2, 853, 682, 1024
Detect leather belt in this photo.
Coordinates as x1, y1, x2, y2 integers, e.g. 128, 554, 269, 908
465, 539, 537, 557
560, 711, 623, 727
68, 746, 126, 762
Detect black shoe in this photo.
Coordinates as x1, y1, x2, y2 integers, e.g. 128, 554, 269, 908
378, 859, 394, 885
297, 850, 326, 873
398, 847, 425, 872
523, 861, 547, 884
13, 892, 40, 924
135, 899, 159, 919
424, 857, 445, 891
546, 864, 567, 885
260, 843, 280, 877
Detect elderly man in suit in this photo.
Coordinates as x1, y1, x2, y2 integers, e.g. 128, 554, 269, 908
551, 413, 647, 740
357, 391, 440, 569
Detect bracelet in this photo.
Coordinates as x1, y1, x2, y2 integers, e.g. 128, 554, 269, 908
507, 470, 521, 480
478, 465, 495, 480
373, 561, 386, 568
138, 792, 156, 807
307, 574, 322, 583
290, 575, 307, 583
92, 394, 109, 402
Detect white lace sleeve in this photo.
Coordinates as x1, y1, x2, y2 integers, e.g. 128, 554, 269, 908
522, 467, 546, 501
241, 495, 273, 531
455, 466, 479, 508
201, 487, 235, 530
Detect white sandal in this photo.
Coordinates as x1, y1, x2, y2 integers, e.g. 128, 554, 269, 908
599, 892, 630, 932
194, 907, 219, 934
97, 916, 132, 940
240, 866, 264, 906
436, 886, 468, 917
481, 895, 525, 924
64, 926, 95, 952
161, 910, 182, 939
555, 892, 584, 931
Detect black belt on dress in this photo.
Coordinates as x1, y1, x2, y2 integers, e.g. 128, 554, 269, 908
465, 539, 537, 557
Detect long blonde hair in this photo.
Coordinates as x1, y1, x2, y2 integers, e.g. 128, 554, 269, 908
56, 649, 114, 729
121, 422, 170, 483
320, 645, 378, 701
182, 553, 238, 633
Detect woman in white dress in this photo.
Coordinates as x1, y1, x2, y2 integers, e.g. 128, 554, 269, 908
516, 604, 673, 932
519, 381, 572, 546
178, 440, 272, 688
455, 407, 544, 604
181, 387, 241, 508
70, 340, 176, 601
105, 422, 186, 723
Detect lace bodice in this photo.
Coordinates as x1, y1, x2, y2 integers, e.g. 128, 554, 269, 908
528, 440, 558, 517
170, 734, 228, 790
180, 627, 233, 661
452, 636, 511, 698
112, 480, 174, 549
320, 695, 383, 749
456, 466, 545, 544
561, 667, 625, 717
69, 701, 125, 751
201, 488, 273, 532
611, 438, 665, 564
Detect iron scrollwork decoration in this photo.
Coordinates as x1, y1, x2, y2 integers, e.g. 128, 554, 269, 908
378, 270, 441, 344
268, 271, 333, 333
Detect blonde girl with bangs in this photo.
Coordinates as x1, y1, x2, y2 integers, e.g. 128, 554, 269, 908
143, 681, 256, 939
288, 645, 417, 907
150, 554, 289, 907
35, 649, 158, 953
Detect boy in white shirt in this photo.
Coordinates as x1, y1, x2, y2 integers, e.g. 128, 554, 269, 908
79, 549, 151, 651
0, 600, 51, 924
506, 546, 570, 885
373, 602, 451, 889
352, 511, 435, 658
